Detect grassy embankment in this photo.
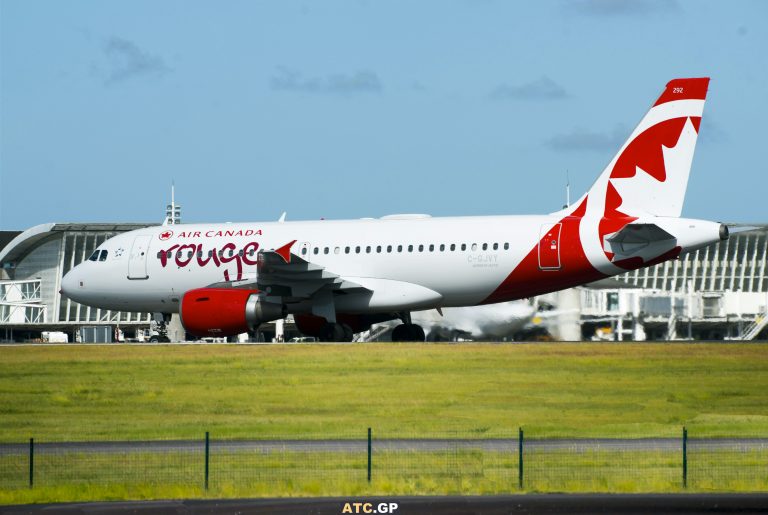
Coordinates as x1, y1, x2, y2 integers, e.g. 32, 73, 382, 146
1, 343, 767, 502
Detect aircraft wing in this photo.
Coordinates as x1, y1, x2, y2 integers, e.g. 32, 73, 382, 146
256, 246, 369, 299
207, 240, 369, 300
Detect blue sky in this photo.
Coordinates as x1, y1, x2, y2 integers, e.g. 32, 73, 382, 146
1, 0, 766, 229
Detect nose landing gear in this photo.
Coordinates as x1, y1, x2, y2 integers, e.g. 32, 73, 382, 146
149, 312, 172, 343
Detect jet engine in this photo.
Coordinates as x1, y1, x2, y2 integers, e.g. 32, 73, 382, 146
179, 288, 286, 337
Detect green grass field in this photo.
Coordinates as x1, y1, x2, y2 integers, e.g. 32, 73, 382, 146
1, 342, 767, 503
1, 343, 767, 441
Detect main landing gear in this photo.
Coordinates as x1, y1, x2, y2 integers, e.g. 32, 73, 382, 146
391, 312, 425, 342
391, 323, 425, 342
321, 323, 354, 342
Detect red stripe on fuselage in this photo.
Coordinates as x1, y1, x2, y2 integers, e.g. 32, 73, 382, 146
481, 198, 605, 304
612, 246, 682, 270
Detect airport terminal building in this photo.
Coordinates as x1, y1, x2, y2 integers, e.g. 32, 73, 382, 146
1, 222, 767, 342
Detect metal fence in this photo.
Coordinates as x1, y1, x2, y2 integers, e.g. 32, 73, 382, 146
1, 429, 767, 496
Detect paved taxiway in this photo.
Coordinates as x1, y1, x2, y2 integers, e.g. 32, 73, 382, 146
3, 494, 768, 514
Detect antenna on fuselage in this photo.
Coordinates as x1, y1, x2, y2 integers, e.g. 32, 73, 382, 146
562, 170, 571, 210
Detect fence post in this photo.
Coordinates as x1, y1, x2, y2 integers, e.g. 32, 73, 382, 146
29, 438, 34, 488
682, 426, 687, 489
367, 427, 372, 483
518, 427, 524, 490
205, 431, 210, 490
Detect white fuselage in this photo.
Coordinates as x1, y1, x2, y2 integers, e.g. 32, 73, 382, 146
61, 213, 723, 316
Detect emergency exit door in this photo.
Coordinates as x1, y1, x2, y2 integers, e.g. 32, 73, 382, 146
127, 235, 152, 279
538, 223, 562, 270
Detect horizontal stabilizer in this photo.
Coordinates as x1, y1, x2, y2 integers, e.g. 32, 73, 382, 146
606, 223, 675, 253
603, 223, 679, 267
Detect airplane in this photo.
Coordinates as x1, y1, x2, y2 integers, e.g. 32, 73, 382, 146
61, 77, 728, 342
405, 300, 559, 341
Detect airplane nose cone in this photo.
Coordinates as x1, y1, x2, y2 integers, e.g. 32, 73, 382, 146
60, 270, 79, 300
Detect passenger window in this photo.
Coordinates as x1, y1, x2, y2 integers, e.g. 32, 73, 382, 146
387, 245, 392, 253
418, 244, 424, 252
250, 248, 255, 256
461, 244, 467, 251
334, 247, 340, 254
366, 246, 371, 253
408, 245, 413, 252
450, 244, 456, 251
356, 246, 361, 254
439, 244, 445, 251
504, 242, 509, 250
471, 244, 478, 251
482, 243, 487, 251
188, 251, 193, 259
238, 250, 244, 257
167, 251, 173, 258
313, 247, 319, 255
493, 243, 498, 250
228, 249, 234, 257
429, 244, 434, 252
208, 250, 214, 257
324, 247, 329, 255
397, 245, 403, 252
345, 246, 350, 254
99, 250, 108, 261
376, 246, 382, 253
156, 251, 162, 259
218, 250, 224, 257
301, 248, 307, 255
197, 251, 203, 258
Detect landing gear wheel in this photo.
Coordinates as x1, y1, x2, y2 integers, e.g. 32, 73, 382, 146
392, 324, 425, 342
407, 324, 425, 342
321, 323, 354, 342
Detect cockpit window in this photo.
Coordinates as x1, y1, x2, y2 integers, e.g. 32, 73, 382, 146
88, 250, 100, 261
99, 250, 108, 261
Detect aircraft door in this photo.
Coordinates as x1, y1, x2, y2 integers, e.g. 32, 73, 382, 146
127, 234, 152, 279
538, 223, 562, 270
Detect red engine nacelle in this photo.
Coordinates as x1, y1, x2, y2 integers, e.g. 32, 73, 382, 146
180, 288, 286, 337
